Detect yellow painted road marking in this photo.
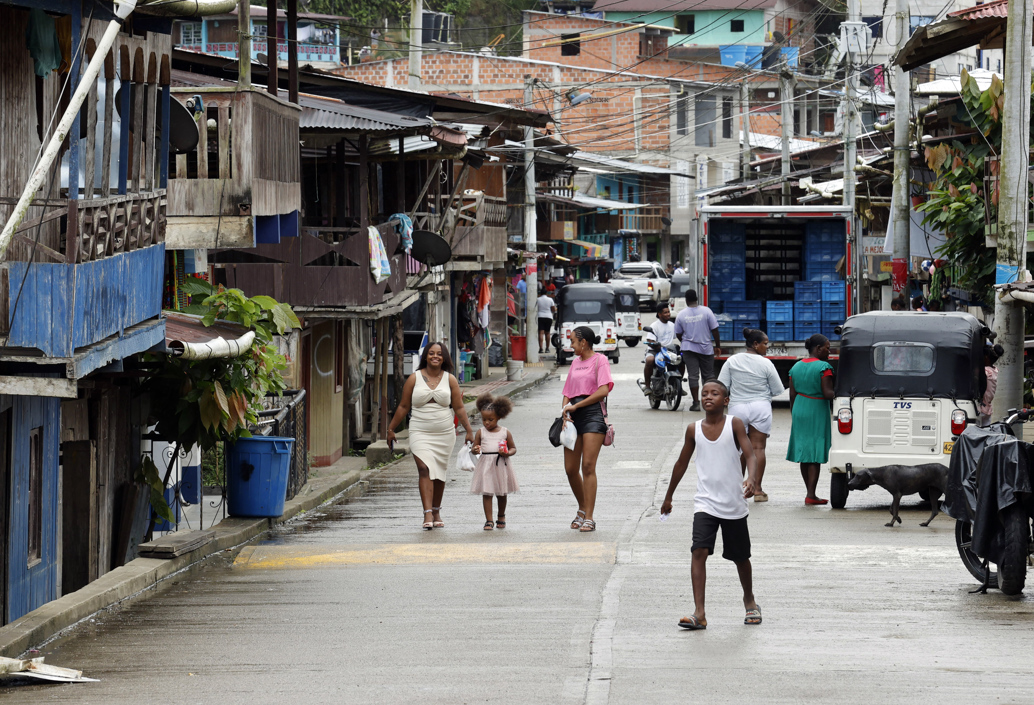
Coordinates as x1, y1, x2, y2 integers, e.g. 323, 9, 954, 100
234, 542, 617, 569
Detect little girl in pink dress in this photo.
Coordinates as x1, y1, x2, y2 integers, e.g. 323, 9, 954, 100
470, 393, 519, 530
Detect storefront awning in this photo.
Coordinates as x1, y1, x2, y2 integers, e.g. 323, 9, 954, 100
568, 239, 607, 258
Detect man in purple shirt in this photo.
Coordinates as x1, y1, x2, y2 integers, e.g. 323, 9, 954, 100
673, 289, 722, 411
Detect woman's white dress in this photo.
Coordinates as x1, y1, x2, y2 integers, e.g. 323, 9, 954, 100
409, 371, 457, 481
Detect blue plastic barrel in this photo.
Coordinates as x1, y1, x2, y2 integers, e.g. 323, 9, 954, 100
226, 436, 295, 518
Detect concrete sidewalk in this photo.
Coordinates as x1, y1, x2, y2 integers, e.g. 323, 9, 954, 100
0, 361, 556, 659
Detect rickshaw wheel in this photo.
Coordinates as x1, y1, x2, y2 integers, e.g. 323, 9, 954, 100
625, 337, 640, 347
830, 473, 849, 509
997, 505, 1028, 595
955, 520, 997, 585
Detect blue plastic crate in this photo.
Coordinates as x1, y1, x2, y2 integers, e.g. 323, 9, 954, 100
710, 285, 746, 302
766, 301, 794, 322
805, 269, 841, 282
723, 301, 763, 320
795, 323, 821, 340
821, 301, 846, 320
821, 281, 846, 301
711, 251, 746, 263
794, 301, 821, 322
794, 281, 822, 301
766, 321, 794, 341
717, 321, 735, 340
719, 318, 760, 341
710, 262, 746, 283
805, 242, 845, 262
822, 322, 842, 341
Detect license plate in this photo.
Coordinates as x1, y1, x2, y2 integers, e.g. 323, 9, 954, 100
943, 442, 954, 454
605, 338, 617, 344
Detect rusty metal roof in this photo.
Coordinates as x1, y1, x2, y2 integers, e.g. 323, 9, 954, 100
948, 0, 1008, 19
164, 312, 250, 347
897, 0, 1020, 70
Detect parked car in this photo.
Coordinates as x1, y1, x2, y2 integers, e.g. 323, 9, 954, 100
614, 261, 670, 310
669, 272, 693, 311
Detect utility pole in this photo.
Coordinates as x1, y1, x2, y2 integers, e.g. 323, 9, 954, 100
524, 76, 539, 365
890, 0, 910, 299
780, 65, 794, 205
841, 0, 862, 313
740, 81, 751, 180
992, 0, 1033, 428
238, 0, 251, 87
408, 0, 423, 91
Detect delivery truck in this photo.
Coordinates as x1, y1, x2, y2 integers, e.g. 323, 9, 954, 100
697, 205, 855, 381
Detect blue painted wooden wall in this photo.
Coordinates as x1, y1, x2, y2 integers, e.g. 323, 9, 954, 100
7, 395, 60, 622
7, 244, 165, 357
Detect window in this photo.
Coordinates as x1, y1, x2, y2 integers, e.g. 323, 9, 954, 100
640, 33, 665, 56
909, 15, 934, 34
179, 22, 202, 45
722, 97, 733, 139
561, 33, 580, 56
695, 96, 716, 147
676, 14, 695, 34
27, 427, 42, 566
676, 95, 688, 136
730, 19, 745, 32
618, 293, 636, 307
872, 343, 935, 375
862, 16, 882, 39
573, 301, 602, 315
253, 23, 268, 37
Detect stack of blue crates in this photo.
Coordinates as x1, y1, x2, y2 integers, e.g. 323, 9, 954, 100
719, 300, 760, 341
766, 302, 794, 341
821, 281, 846, 340
803, 222, 845, 282
710, 227, 746, 304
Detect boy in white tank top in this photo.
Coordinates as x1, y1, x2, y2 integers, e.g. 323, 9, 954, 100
660, 380, 762, 630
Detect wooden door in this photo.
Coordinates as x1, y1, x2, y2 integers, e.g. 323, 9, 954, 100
61, 440, 97, 594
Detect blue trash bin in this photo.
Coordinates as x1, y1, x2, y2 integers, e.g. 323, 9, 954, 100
226, 436, 295, 518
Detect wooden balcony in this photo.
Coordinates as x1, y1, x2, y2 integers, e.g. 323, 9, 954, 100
413, 194, 508, 270
166, 87, 301, 249
620, 206, 668, 233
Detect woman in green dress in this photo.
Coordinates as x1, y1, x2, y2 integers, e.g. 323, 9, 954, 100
787, 334, 835, 505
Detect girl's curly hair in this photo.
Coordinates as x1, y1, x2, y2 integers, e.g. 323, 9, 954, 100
475, 392, 513, 419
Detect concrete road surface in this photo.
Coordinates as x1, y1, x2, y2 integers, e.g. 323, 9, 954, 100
5, 350, 1034, 704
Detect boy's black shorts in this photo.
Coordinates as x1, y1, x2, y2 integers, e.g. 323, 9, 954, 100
691, 512, 751, 562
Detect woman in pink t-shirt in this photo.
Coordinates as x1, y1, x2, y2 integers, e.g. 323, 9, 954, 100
561, 326, 614, 532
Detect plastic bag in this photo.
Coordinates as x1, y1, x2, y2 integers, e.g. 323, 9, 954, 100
560, 420, 577, 451
548, 417, 564, 447
457, 442, 477, 472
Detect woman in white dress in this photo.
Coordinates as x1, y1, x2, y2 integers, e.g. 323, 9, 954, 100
387, 342, 475, 529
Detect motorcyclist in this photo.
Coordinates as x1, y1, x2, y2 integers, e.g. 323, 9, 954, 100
643, 304, 678, 394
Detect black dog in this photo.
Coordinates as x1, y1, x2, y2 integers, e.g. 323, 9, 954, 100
847, 464, 948, 527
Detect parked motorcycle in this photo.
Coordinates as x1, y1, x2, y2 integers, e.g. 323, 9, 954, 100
636, 337, 683, 411
945, 408, 1034, 594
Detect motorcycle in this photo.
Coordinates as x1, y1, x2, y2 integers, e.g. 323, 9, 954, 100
945, 408, 1034, 594
636, 337, 683, 411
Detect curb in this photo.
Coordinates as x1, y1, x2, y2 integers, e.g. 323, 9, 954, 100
0, 453, 412, 659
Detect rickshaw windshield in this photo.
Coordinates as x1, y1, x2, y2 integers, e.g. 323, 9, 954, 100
617, 293, 636, 309
573, 301, 604, 315
872, 343, 935, 375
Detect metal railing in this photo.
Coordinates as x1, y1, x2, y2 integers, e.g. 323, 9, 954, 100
254, 389, 308, 501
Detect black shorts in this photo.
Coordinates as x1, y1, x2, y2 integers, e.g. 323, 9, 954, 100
538, 317, 553, 333
691, 512, 751, 562
569, 395, 608, 435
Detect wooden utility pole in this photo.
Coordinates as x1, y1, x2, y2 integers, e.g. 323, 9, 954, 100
842, 0, 862, 313
890, 0, 910, 297
740, 81, 751, 180
266, 0, 278, 96
523, 75, 539, 364
238, 0, 251, 87
992, 0, 1033, 430
408, 0, 423, 91
780, 66, 794, 205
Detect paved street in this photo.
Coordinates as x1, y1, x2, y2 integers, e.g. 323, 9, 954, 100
5, 350, 1034, 704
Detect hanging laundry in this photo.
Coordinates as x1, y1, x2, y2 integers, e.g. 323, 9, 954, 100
368, 226, 392, 283
391, 213, 414, 253
26, 9, 62, 78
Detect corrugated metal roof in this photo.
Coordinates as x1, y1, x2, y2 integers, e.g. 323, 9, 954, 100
948, 0, 1007, 20
297, 94, 432, 133
590, 0, 775, 10
164, 312, 250, 346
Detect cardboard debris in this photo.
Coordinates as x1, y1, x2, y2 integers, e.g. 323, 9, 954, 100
0, 656, 98, 683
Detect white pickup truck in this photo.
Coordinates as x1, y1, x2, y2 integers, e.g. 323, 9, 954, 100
614, 261, 671, 311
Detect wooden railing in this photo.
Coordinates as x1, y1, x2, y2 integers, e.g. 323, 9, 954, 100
620, 206, 668, 232
168, 88, 301, 218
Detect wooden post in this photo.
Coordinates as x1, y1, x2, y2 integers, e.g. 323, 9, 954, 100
238, 0, 251, 88
380, 318, 390, 439
266, 0, 279, 97
287, 0, 298, 104
397, 138, 406, 212
371, 320, 382, 442
393, 314, 405, 410
342, 320, 351, 455
359, 135, 370, 230
336, 140, 346, 226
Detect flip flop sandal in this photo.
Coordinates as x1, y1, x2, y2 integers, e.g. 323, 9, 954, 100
579, 519, 596, 532
678, 616, 706, 630
744, 606, 762, 625
805, 497, 828, 506
753, 492, 769, 503
432, 507, 445, 528
423, 509, 434, 531
483, 521, 494, 531
495, 516, 506, 529
571, 510, 586, 530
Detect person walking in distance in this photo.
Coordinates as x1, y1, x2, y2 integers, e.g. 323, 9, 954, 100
718, 328, 784, 502
470, 393, 519, 530
386, 342, 475, 530
660, 380, 761, 630
642, 303, 677, 394
787, 334, 835, 505
537, 289, 556, 355
561, 326, 614, 532
674, 289, 721, 411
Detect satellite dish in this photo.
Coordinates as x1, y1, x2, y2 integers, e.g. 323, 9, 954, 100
410, 230, 452, 267
114, 86, 200, 155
